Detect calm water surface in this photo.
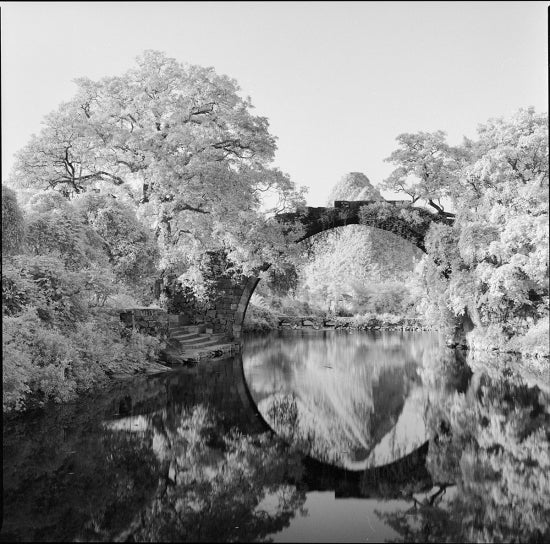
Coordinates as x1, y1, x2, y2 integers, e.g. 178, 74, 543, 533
2, 330, 549, 542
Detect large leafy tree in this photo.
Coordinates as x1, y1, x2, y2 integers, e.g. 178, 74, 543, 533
414, 108, 549, 353
382, 131, 465, 217
9, 50, 305, 274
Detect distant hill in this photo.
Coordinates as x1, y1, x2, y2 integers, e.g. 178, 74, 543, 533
297, 172, 422, 302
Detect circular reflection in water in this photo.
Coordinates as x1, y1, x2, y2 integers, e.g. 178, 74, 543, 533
243, 329, 441, 470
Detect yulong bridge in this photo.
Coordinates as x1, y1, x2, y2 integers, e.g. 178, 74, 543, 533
171, 200, 454, 341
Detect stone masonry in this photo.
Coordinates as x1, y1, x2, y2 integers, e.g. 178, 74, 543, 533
119, 308, 172, 340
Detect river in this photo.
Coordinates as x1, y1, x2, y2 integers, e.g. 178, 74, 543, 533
2, 330, 549, 542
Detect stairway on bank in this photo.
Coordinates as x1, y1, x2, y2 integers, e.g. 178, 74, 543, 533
161, 322, 240, 365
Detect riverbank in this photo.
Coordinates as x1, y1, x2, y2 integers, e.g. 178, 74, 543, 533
244, 314, 433, 333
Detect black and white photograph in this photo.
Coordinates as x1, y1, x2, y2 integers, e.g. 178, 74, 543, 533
1, 2, 548, 542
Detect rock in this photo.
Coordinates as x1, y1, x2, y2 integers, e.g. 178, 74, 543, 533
303, 320, 314, 327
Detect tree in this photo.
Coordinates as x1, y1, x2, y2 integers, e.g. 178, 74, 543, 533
74, 192, 158, 293
9, 50, 305, 277
422, 108, 548, 353
382, 131, 462, 217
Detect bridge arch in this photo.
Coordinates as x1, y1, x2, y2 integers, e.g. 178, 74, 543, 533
229, 200, 452, 339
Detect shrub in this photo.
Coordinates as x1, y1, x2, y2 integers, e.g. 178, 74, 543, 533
2, 185, 26, 254
3, 309, 78, 409
506, 316, 549, 358
2, 307, 163, 412
243, 296, 280, 332
5, 254, 88, 328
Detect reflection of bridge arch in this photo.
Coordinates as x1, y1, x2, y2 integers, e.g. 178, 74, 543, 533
234, 353, 434, 498
108, 354, 433, 499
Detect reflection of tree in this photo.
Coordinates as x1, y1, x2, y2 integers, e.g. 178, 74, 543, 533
377, 353, 550, 543
377, 485, 464, 543
117, 405, 307, 542
2, 420, 160, 541
2, 378, 307, 542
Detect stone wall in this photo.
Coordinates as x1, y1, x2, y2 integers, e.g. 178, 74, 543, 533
119, 308, 172, 340
199, 252, 250, 337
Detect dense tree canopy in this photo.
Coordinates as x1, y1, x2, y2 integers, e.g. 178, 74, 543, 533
382, 130, 464, 217
390, 108, 549, 355
9, 50, 305, 275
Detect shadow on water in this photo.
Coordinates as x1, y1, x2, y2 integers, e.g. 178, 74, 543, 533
2, 330, 549, 542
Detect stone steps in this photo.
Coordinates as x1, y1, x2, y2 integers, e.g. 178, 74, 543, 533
176, 335, 227, 347
167, 322, 232, 356
170, 332, 201, 341
169, 324, 206, 335
160, 342, 241, 366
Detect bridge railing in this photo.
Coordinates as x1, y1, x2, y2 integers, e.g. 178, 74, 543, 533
333, 199, 412, 208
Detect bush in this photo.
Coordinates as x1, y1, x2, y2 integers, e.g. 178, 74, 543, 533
3, 310, 78, 410
2, 185, 26, 254
2, 188, 164, 414
349, 280, 413, 316
243, 294, 280, 332
2, 308, 163, 412
3, 255, 88, 328
510, 316, 550, 358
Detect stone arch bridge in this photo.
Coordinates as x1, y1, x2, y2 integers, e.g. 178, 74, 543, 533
173, 200, 454, 341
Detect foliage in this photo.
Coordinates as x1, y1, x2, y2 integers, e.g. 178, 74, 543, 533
8, 50, 306, 280
2, 254, 88, 327
73, 192, 158, 296
25, 199, 107, 271
422, 369, 550, 543
349, 280, 414, 315
389, 108, 549, 355
2, 184, 26, 254
382, 130, 464, 216
2, 190, 162, 413
2, 304, 162, 412
326, 171, 383, 203
296, 223, 423, 315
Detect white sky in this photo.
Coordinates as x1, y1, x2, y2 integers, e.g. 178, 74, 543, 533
1, 1, 548, 205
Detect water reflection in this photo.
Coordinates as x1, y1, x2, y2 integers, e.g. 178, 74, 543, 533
377, 351, 550, 543
2, 333, 549, 542
2, 360, 307, 542
243, 330, 442, 469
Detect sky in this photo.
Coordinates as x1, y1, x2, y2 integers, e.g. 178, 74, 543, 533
1, 1, 548, 205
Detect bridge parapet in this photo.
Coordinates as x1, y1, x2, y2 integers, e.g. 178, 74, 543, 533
276, 200, 451, 248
